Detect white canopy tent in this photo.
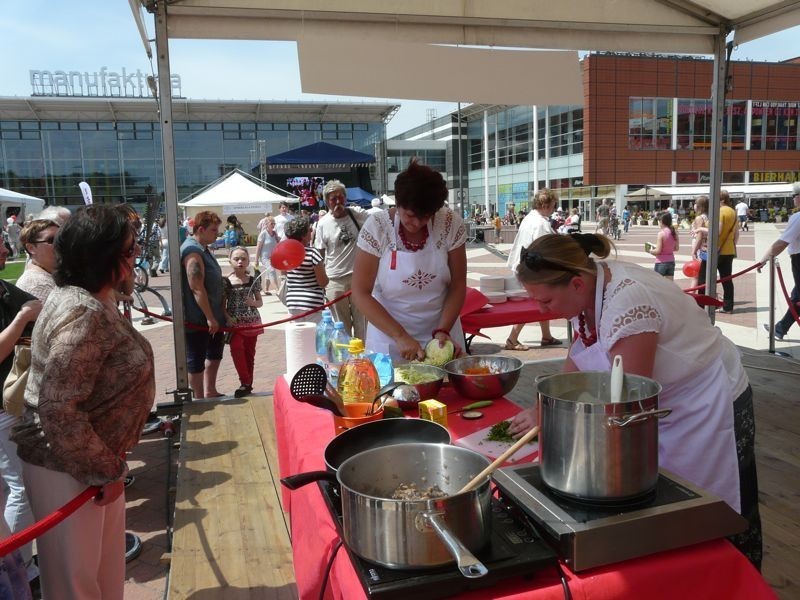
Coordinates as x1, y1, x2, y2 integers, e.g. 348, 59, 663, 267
179, 170, 297, 239
0, 187, 45, 217
131, 0, 800, 397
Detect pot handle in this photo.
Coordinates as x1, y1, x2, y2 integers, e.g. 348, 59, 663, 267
280, 470, 337, 490
608, 408, 672, 427
423, 512, 488, 579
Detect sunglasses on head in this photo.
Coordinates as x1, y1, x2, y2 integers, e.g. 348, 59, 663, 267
520, 248, 579, 277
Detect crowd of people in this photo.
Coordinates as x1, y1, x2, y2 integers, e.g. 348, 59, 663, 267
0, 168, 796, 597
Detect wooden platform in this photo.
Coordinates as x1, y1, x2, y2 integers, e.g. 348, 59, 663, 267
168, 397, 297, 599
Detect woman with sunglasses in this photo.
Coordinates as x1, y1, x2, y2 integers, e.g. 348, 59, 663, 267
507, 232, 761, 570
17, 219, 60, 302
12, 205, 155, 599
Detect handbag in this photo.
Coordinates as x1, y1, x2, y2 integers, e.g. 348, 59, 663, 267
3, 340, 31, 417
277, 277, 289, 305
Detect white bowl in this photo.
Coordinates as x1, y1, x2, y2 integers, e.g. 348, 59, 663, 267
506, 290, 529, 302
479, 276, 505, 293
484, 292, 507, 304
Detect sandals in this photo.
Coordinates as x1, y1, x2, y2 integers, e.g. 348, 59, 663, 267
504, 339, 529, 351
540, 337, 563, 347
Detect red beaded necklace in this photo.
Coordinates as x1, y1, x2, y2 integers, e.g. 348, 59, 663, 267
398, 224, 428, 252
577, 312, 597, 347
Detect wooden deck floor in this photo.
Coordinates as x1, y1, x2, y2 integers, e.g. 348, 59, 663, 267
168, 397, 297, 599
168, 348, 798, 599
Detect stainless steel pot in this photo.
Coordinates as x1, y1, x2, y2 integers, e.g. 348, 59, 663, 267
536, 371, 669, 500
336, 443, 491, 577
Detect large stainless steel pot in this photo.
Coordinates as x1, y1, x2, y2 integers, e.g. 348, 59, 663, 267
338, 443, 491, 577
536, 371, 669, 500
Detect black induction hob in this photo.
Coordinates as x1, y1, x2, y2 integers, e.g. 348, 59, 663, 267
492, 464, 748, 571
318, 480, 558, 600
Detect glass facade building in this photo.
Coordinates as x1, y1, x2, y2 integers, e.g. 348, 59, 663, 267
0, 98, 396, 207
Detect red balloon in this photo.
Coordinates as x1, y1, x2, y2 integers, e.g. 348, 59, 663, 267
271, 239, 306, 271
682, 259, 701, 278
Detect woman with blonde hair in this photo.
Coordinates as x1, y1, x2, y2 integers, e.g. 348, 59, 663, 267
508, 232, 761, 569
504, 188, 562, 349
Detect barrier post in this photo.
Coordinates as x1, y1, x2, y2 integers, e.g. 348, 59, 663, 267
768, 257, 791, 358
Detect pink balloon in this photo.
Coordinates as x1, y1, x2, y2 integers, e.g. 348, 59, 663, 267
271, 239, 306, 271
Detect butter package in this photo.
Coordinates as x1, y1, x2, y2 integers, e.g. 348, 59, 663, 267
418, 399, 448, 428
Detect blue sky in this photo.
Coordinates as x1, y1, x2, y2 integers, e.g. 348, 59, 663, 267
3, 1, 800, 136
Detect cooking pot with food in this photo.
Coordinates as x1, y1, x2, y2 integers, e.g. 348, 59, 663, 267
283, 442, 491, 577
536, 371, 669, 501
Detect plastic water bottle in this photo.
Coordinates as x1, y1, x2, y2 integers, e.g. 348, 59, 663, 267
368, 352, 394, 388
337, 338, 381, 405
327, 321, 351, 388
315, 310, 335, 373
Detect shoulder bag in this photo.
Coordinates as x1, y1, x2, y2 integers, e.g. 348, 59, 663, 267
3, 338, 31, 417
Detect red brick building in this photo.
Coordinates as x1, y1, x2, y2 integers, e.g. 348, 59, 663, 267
584, 53, 800, 187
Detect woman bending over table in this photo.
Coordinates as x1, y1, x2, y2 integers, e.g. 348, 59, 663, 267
352, 159, 467, 361
507, 232, 762, 569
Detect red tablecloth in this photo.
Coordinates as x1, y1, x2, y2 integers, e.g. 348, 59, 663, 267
273, 376, 775, 600
460, 297, 560, 339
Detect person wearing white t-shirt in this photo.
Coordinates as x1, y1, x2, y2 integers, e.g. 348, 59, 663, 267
735, 200, 750, 231
759, 183, 800, 339
274, 202, 295, 242
504, 189, 562, 350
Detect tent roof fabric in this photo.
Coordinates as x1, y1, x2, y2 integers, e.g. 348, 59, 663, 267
179, 170, 295, 207
267, 142, 375, 169
153, 1, 800, 55
0, 187, 45, 212
627, 183, 797, 200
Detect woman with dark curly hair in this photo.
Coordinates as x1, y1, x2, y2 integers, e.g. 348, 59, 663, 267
12, 204, 155, 599
352, 159, 467, 360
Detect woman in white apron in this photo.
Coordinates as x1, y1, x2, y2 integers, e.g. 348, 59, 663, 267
507, 232, 762, 570
352, 160, 466, 361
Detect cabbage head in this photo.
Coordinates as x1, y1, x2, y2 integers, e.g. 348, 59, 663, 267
423, 339, 454, 367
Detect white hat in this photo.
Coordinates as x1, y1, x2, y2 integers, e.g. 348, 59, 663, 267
371, 198, 381, 208
6, 218, 13, 225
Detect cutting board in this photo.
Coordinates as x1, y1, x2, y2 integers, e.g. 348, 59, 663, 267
455, 424, 538, 464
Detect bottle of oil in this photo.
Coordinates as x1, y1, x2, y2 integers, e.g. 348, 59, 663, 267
336, 338, 380, 405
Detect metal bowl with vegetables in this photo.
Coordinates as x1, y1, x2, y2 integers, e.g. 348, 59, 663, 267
393, 364, 446, 406
444, 355, 523, 400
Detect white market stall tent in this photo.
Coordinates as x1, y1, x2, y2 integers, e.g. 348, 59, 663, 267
628, 183, 796, 201
0, 187, 45, 219
179, 170, 297, 238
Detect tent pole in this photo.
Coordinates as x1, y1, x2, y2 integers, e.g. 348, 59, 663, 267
705, 26, 730, 323
154, 0, 192, 402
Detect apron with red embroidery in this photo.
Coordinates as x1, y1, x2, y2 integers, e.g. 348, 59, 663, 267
367, 215, 463, 360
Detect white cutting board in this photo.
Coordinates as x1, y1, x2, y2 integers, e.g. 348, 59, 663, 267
455, 424, 538, 464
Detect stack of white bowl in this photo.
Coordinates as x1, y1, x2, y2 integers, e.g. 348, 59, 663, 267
479, 276, 507, 304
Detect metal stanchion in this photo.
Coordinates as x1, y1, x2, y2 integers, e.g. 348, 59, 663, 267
768, 257, 790, 357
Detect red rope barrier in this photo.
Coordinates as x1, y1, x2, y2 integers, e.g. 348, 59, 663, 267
682, 261, 762, 293
0, 486, 100, 557
131, 291, 352, 332
776, 264, 800, 327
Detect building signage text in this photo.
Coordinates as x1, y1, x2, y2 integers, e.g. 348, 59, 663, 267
30, 67, 182, 99
751, 171, 800, 183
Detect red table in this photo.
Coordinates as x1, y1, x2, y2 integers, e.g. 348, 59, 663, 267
459, 296, 562, 351
273, 377, 775, 600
